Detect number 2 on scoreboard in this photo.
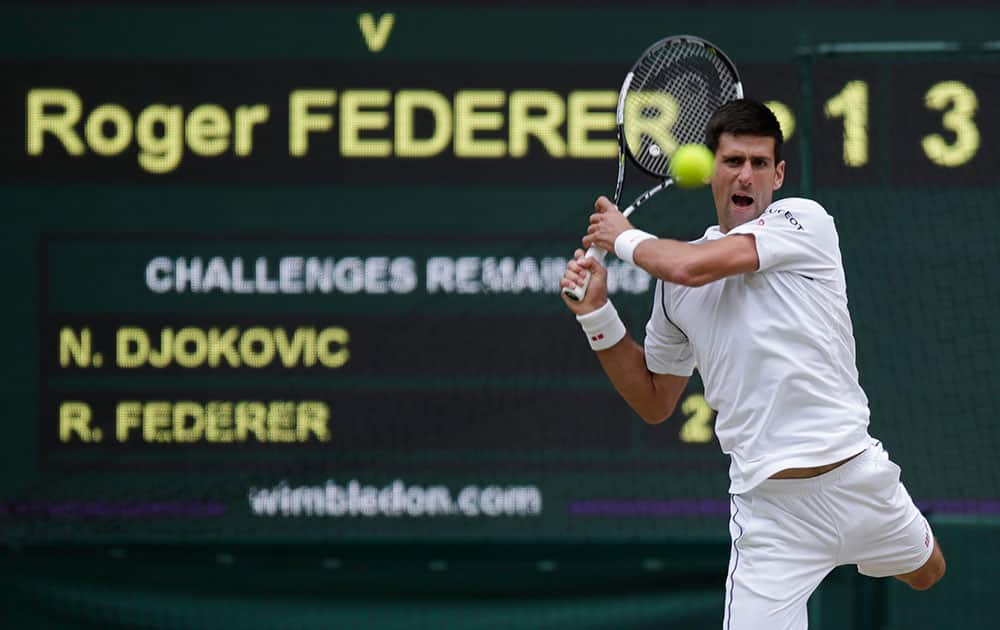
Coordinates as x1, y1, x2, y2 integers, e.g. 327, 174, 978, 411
679, 394, 715, 444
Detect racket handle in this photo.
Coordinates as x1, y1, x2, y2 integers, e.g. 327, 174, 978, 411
562, 246, 608, 302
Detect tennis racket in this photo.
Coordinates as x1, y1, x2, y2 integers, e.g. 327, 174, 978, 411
563, 35, 743, 301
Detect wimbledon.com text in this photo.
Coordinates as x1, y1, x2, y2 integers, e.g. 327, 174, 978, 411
248, 479, 542, 518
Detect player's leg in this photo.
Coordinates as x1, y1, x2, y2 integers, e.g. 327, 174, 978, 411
836, 441, 944, 587
723, 492, 836, 630
894, 536, 946, 590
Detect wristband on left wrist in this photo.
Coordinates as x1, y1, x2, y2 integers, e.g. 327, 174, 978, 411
614, 229, 656, 266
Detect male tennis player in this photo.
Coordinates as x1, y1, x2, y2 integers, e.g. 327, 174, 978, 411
561, 99, 945, 629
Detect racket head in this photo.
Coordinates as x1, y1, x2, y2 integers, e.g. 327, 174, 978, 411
617, 35, 744, 179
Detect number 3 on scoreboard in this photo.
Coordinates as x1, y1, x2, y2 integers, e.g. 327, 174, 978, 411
922, 80, 980, 167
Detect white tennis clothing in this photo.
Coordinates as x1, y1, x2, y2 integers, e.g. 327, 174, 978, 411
723, 440, 935, 630
643, 197, 872, 494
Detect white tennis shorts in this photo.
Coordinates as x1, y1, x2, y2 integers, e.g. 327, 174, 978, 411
722, 439, 935, 630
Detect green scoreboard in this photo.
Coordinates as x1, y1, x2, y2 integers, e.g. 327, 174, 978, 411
2, 1, 998, 544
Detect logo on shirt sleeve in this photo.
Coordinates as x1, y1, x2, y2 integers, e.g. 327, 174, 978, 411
766, 208, 805, 231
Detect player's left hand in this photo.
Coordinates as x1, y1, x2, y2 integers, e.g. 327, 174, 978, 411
582, 196, 634, 252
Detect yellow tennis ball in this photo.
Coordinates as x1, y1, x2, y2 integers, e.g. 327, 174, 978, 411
669, 144, 715, 189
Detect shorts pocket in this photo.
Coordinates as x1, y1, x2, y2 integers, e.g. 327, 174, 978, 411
874, 459, 903, 504
852, 447, 903, 505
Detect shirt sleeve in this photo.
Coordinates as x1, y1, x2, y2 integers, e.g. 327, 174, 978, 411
727, 198, 843, 283
644, 280, 696, 376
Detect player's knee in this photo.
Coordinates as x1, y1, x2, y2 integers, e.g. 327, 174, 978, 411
907, 572, 940, 591
907, 554, 946, 591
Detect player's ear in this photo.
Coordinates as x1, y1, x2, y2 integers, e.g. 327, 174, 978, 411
773, 160, 786, 191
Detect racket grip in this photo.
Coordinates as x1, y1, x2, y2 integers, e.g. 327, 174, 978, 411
562, 246, 608, 302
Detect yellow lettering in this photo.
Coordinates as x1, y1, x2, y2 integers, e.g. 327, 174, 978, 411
764, 100, 796, 142
60, 327, 92, 368
267, 402, 296, 442
143, 401, 172, 442
509, 90, 566, 158
117, 327, 149, 368
358, 13, 395, 52
679, 394, 715, 443
233, 104, 269, 156
922, 80, 979, 167
236, 401, 268, 441
289, 90, 336, 156
240, 327, 275, 368
59, 401, 92, 442
205, 401, 234, 442
149, 328, 173, 368
317, 327, 350, 368
136, 104, 184, 173
84, 104, 132, 156
116, 401, 142, 442
275, 327, 315, 367
185, 104, 230, 157
824, 81, 869, 167
454, 90, 506, 158
340, 90, 392, 157
173, 401, 204, 442
207, 327, 241, 367
297, 401, 330, 441
107, 401, 328, 444
26, 88, 85, 155
395, 90, 452, 157
174, 327, 207, 368
624, 91, 679, 159
567, 90, 617, 158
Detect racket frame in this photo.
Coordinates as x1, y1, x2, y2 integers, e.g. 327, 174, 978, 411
563, 35, 743, 303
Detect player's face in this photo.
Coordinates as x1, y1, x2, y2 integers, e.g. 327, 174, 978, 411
711, 133, 785, 233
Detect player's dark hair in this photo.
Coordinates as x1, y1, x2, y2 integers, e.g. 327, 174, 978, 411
705, 99, 784, 163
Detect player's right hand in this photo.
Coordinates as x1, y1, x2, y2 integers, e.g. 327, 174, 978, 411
560, 249, 609, 315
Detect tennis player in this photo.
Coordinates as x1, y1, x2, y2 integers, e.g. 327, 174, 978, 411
561, 99, 945, 629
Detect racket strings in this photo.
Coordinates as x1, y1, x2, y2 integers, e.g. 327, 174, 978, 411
625, 41, 741, 177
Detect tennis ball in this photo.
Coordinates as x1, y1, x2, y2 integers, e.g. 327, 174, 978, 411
669, 143, 715, 189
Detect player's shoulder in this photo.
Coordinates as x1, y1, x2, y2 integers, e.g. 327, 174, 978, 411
762, 197, 835, 233
766, 197, 831, 219
694, 225, 723, 244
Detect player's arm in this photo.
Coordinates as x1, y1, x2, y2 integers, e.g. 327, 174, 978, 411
583, 196, 759, 286
593, 336, 689, 425
561, 250, 688, 424
631, 234, 759, 287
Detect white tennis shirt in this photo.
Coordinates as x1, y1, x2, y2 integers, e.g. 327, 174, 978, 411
644, 197, 872, 494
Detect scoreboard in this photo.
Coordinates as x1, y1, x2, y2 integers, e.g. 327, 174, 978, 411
2, 2, 999, 544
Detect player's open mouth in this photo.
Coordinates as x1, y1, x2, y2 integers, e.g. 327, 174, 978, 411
732, 194, 754, 207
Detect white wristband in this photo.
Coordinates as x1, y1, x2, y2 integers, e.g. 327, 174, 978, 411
614, 229, 656, 266
576, 300, 627, 351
